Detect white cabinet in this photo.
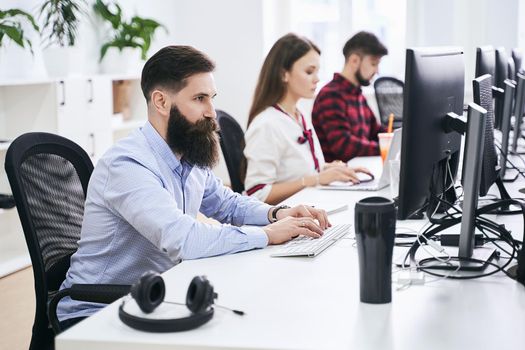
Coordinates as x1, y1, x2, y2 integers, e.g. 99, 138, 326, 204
55, 77, 113, 161
0, 76, 115, 161
0, 74, 142, 277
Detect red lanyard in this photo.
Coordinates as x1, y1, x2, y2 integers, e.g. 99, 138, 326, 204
273, 105, 320, 172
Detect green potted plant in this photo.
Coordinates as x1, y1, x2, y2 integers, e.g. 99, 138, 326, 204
93, 0, 166, 74
0, 8, 40, 79
39, 0, 87, 77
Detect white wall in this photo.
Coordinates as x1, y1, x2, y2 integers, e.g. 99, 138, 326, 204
170, 0, 265, 130
3, 0, 525, 184
406, 0, 520, 93
1, 0, 265, 126
1, 0, 266, 184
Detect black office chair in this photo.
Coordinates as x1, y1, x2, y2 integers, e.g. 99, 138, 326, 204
217, 110, 246, 193
0, 193, 15, 208
4, 132, 129, 350
374, 76, 404, 129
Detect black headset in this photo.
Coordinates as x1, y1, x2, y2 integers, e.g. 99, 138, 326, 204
119, 271, 220, 332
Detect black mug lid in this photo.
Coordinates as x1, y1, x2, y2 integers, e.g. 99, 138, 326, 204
355, 196, 395, 213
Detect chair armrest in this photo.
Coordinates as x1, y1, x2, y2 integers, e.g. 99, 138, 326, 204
48, 284, 130, 334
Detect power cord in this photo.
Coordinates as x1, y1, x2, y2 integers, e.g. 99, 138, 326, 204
402, 198, 524, 281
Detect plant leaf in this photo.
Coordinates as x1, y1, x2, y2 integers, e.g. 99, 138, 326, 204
0, 23, 24, 47
3, 8, 39, 31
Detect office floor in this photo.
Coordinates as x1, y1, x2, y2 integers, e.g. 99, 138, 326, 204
0, 266, 34, 350
0, 214, 218, 350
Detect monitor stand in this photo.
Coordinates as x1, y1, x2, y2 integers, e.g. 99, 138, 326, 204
418, 248, 497, 271
502, 168, 519, 182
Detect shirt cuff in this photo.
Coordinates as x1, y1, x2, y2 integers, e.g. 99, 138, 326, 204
244, 202, 273, 225
240, 226, 269, 248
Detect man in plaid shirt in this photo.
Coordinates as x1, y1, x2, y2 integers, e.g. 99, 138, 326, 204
312, 31, 388, 162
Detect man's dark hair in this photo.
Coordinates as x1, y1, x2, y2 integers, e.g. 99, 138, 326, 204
141, 45, 215, 102
342, 31, 388, 60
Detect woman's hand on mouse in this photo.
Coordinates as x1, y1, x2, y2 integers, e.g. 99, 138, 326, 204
318, 166, 363, 184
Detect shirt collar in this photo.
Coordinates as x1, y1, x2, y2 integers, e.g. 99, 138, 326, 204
141, 121, 182, 172
333, 73, 361, 94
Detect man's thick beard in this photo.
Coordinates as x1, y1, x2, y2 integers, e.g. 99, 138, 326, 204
356, 67, 371, 87
166, 105, 220, 168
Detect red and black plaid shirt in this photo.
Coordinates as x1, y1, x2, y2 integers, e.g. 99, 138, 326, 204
312, 73, 385, 162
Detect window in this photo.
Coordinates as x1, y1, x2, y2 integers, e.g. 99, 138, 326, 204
283, 0, 407, 81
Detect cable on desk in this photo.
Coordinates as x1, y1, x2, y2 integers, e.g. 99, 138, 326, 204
402, 198, 525, 281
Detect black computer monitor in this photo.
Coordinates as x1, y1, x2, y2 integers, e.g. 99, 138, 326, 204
512, 48, 522, 78
499, 79, 517, 180
472, 74, 499, 196
475, 46, 495, 78
511, 72, 525, 154
490, 48, 508, 130
508, 58, 516, 83
398, 47, 464, 220
457, 103, 495, 266
495, 48, 508, 89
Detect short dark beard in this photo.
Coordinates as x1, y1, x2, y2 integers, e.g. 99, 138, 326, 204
356, 65, 371, 86
166, 105, 220, 168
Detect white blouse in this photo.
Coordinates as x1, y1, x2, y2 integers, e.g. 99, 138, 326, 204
244, 106, 325, 202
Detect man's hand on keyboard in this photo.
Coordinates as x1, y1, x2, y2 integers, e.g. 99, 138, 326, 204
275, 205, 331, 229
263, 217, 324, 245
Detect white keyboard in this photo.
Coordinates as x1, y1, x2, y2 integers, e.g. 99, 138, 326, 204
271, 224, 351, 257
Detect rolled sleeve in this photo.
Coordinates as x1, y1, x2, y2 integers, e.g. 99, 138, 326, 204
200, 170, 272, 226
104, 156, 268, 262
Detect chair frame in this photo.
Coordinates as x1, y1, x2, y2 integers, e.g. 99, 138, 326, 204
5, 132, 128, 349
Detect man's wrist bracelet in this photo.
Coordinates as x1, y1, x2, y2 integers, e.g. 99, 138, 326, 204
271, 205, 291, 223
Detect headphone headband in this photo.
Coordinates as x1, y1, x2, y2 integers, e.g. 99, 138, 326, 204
119, 272, 216, 332
118, 301, 214, 332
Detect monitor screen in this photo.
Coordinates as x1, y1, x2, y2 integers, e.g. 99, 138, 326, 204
508, 58, 516, 83
493, 48, 509, 129
495, 48, 508, 89
472, 75, 499, 196
512, 48, 522, 78
398, 47, 464, 220
475, 46, 495, 79
499, 79, 516, 179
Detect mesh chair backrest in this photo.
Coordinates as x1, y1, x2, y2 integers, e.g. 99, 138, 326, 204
374, 77, 404, 125
20, 154, 85, 271
217, 110, 245, 193
4, 132, 93, 349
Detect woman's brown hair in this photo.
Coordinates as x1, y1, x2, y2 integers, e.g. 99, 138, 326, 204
247, 33, 320, 126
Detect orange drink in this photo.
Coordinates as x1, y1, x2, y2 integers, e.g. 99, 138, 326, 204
378, 133, 394, 163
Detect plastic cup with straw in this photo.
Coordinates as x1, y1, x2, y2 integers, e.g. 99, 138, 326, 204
387, 113, 394, 133
378, 114, 395, 163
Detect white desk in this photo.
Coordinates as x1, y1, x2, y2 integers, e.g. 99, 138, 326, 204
56, 157, 525, 350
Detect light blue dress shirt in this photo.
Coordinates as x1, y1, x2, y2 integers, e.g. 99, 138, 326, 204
57, 121, 271, 321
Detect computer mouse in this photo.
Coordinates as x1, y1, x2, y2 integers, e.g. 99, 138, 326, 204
356, 172, 375, 183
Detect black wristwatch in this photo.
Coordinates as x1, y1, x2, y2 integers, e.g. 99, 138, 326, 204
271, 205, 291, 223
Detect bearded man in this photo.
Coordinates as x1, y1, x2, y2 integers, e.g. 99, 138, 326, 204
57, 46, 328, 328
312, 31, 388, 161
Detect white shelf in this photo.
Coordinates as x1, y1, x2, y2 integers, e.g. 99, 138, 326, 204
0, 142, 10, 152
104, 73, 141, 81
0, 76, 56, 87
0, 73, 140, 88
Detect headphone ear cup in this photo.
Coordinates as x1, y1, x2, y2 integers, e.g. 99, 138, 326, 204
131, 271, 165, 314
186, 276, 214, 314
